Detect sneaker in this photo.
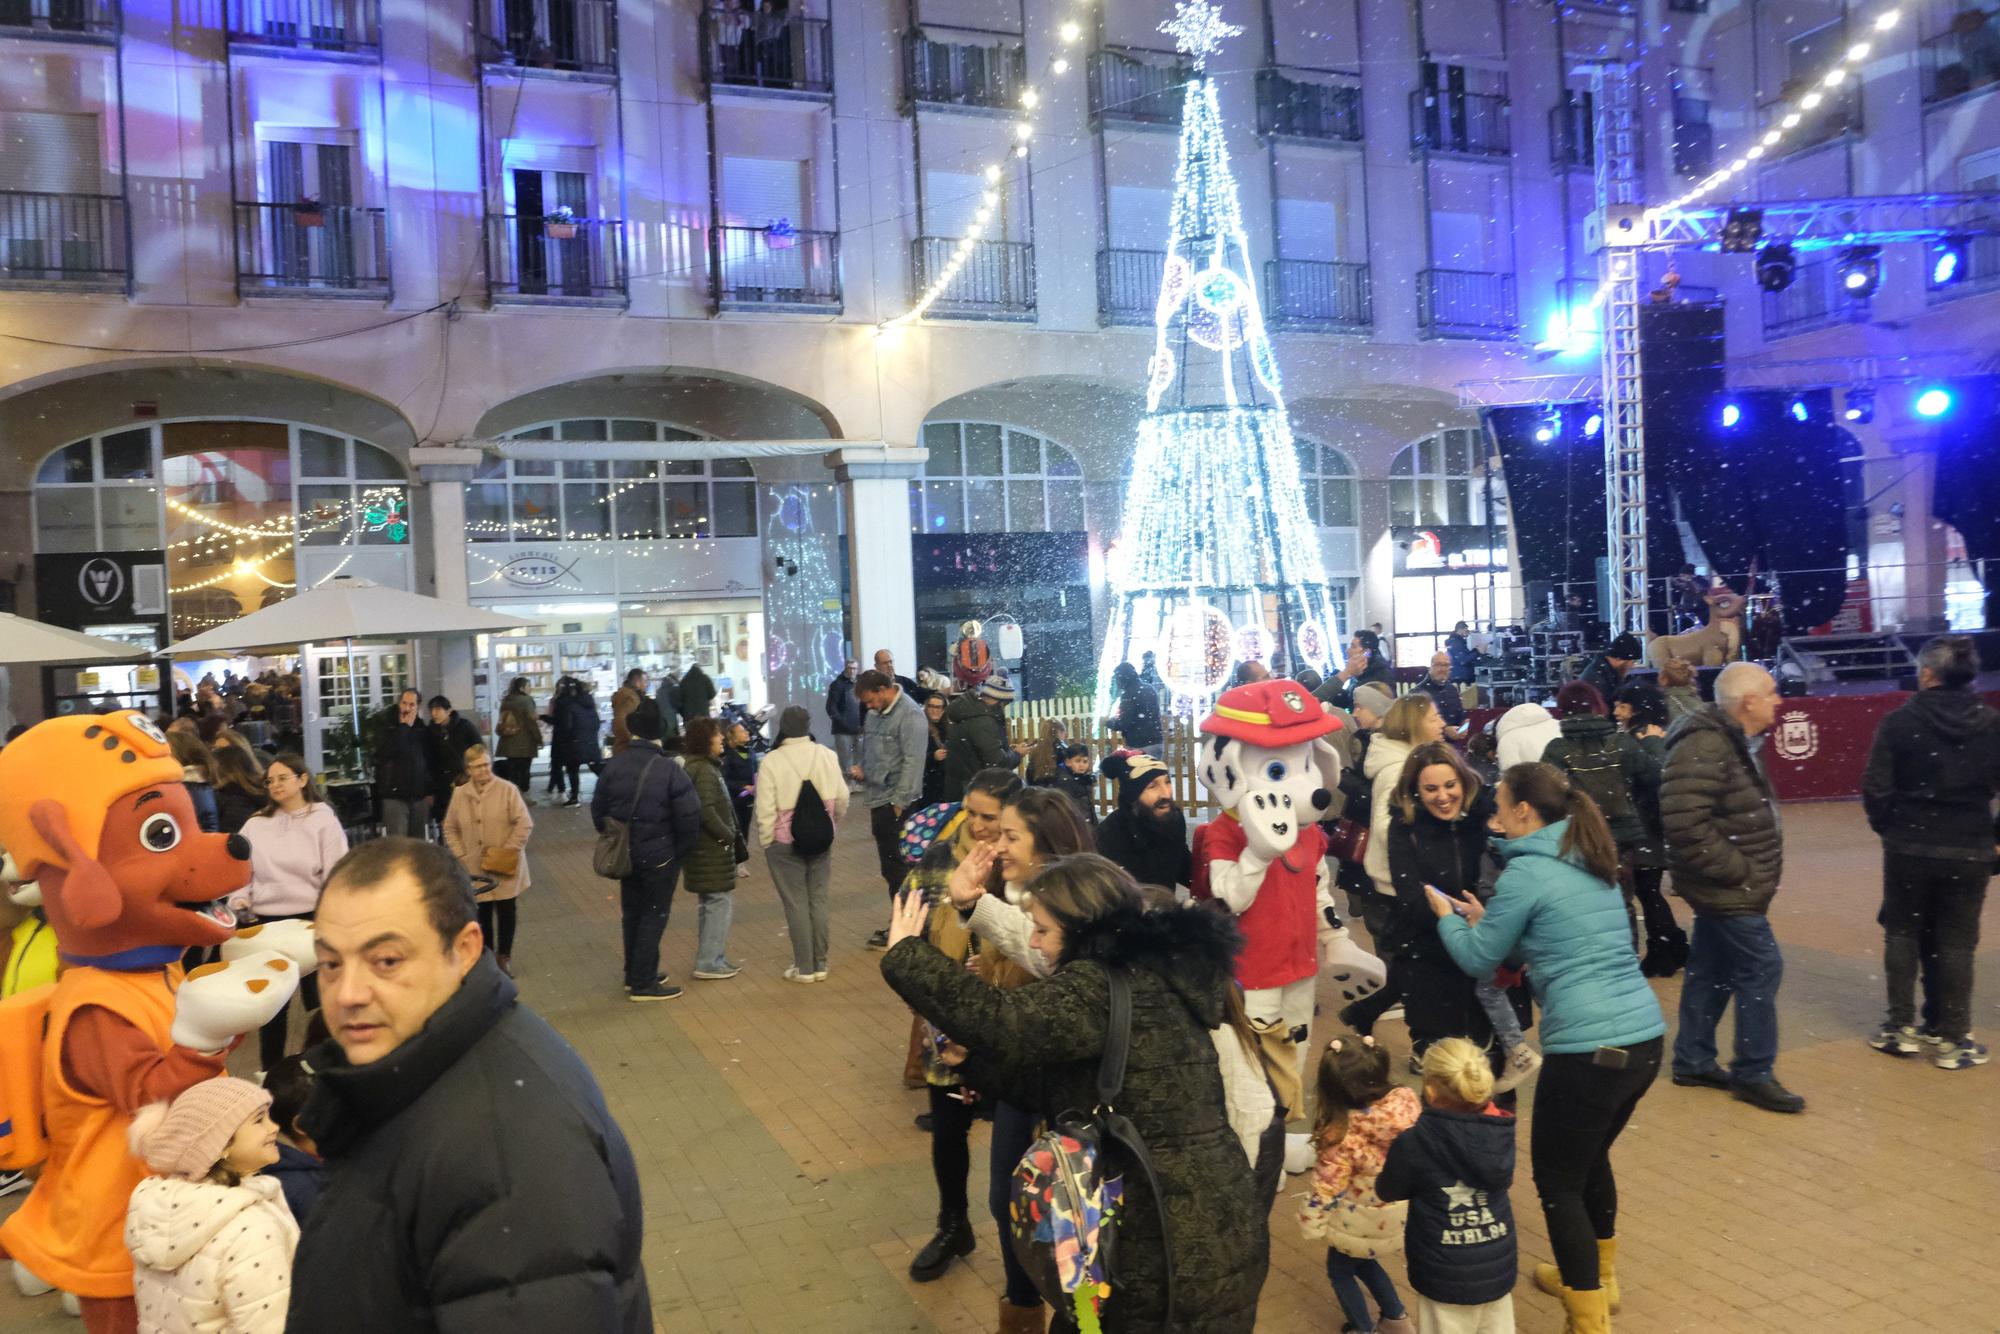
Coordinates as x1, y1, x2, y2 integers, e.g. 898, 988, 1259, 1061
1917, 1026, 1951, 1051
782, 965, 819, 984
811, 968, 828, 981
1492, 1043, 1543, 1095
736, 865, 751, 879
0, 1171, 29, 1201
623, 974, 666, 992
1933, 1038, 1989, 1070
1867, 1024, 1922, 1057
628, 982, 683, 1002
866, 928, 890, 950
692, 965, 741, 980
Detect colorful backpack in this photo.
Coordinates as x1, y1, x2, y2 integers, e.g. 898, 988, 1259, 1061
1008, 969, 1174, 1334
897, 802, 962, 866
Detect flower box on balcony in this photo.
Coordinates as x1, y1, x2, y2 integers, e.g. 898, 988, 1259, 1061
294, 200, 325, 228
543, 207, 579, 239
764, 218, 798, 250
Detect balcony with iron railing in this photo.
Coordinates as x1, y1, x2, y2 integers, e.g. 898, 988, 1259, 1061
0, 0, 117, 40
235, 201, 388, 296
1097, 247, 1163, 326
1761, 257, 1869, 338
903, 30, 1026, 111
1410, 88, 1510, 158
1255, 67, 1362, 143
486, 212, 626, 304
713, 224, 839, 311
1264, 258, 1370, 331
1418, 267, 1516, 340
1089, 47, 1188, 127
0, 190, 126, 289
226, 0, 379, 57
1920, 14, 2000, 105
1673, 96, 1715, 176
1757, 84, 1860, 155
1929, 231, 2000, 302
703, 6, 831, 96
474, 0, 617, 79
911, 236, 1034, 319
1550, 93, 1594, 170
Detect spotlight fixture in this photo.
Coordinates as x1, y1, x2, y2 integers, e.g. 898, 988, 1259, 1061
1583, 413, 1604, 437
1720, 208, 1765, 254
1789, 399, 1809, 422
1534, 409, 1562, 443
1720, 402, 1743, 428
1914, 386, 1954, 418
1835, 245, 1882, 298
1754, 242, 1797, 293
1931, 235, 1970, 288
1842, 388, 1875, 424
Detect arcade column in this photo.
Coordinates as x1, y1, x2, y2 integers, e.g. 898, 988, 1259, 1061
825, 444, 926, 675
410, 446, 483, 708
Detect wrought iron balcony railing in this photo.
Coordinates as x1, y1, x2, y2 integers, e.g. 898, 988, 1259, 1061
1762, 257, 1869, 338
903, 30, 1026, 110
1255, 67, 1362, 143
1550, 93, 1594, 170
475, 0, 617, 78
0, 190, 126, 287
1265, 258, 1371, 331
1921, 20, 2000, 105
235, 201, 388, 295
1410, 88, 1510, 157
703, 7, 832, 95
1097, 247, 1163, 326
1673, 96, 1714, 177
1089, 47, 1188, 126
911, 236, 1034, 318
713, 224, 840, 310
0, 0, 117, 39
487, 212, 626, 303
1418, 267, 1517, 340
226, 0, 379, 56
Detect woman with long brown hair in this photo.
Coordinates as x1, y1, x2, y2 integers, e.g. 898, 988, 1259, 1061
1425, 761, 1665, 1333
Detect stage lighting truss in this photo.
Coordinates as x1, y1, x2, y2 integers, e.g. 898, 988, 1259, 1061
1755, 241, 1798, 292
1835, 245, 1883, 298
1930, 234, 1971, 288
1720, 207, 1765, 253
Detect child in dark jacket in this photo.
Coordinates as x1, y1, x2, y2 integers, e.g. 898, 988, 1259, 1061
1376, 1037, 1518, 1333
1051, 743, 1099, 829
262, 1054, 326, 1226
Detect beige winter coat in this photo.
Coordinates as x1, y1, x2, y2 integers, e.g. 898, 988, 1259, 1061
442, 777, 534, 901
125, 1173, 297, 1334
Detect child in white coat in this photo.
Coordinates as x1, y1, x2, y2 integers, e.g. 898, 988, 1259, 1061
125, 1077, 298, 1334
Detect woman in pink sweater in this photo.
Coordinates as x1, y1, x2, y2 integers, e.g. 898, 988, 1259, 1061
236, 754, 347, 1071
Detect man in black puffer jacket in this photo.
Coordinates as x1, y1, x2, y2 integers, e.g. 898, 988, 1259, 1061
1860, 634, 2000, 1070
591, 709, 702, 999
290, 838, 649, 1334
1660, 663, 1803, 1114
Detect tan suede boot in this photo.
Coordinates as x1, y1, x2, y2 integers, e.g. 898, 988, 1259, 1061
1561, 1285, 1611, 1334
1535, 1239, 1621, 1313
997, 1297, 1046, 1334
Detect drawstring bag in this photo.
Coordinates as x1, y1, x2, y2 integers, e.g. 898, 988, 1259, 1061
1009, 969, 1175, 1334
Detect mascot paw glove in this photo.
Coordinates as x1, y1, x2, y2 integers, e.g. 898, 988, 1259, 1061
172, 950, 302, 1053
1318, 928, 1388, 1003
221, 919, 318, 976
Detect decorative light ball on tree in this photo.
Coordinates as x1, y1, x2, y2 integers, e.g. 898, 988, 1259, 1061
1294, 619, 1332, 671
1161, 601, 1234, 698
1186, 265, 1250, 352
1235, 623, 1269, 664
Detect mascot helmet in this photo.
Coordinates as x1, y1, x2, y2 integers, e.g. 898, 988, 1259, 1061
0, 714, 182, 877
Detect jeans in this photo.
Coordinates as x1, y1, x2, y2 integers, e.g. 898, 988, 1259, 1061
989, 1101, 1042, 1307
1475, 978, 1525, 1049
1532, 1035, 1661, 1290
927, 1083, 976, 1218
1325, 1249, 1406, 1331
767, 842, 831, 973
1881, 851, 1989, 1041
381, 796, 430, 839
1673, 912, 1784, 1084
870, 802, 905, 898
694, 892, 735, 972
478, 899, 518, 956
832, 733, 860, 771
255, 912, 320, 1071
619, 860, 680, 988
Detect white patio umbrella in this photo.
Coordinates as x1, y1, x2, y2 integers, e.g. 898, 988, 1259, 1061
160, 577, 541, 756
0, 615, 150, 667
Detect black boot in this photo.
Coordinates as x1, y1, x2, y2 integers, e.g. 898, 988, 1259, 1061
908, 1212, 975, 1282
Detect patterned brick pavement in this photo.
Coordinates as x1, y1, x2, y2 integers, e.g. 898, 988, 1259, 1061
0, 794, 1993, 1332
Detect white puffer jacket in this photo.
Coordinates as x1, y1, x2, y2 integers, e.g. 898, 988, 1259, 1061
1361, 734, 1412, 893
125, 1174, 297, 1334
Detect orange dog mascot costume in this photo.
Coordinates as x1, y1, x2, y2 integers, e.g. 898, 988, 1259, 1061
0, 713, 302, 1334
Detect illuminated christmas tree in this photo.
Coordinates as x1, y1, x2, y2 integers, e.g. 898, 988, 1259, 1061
1096, 0, 1342, 711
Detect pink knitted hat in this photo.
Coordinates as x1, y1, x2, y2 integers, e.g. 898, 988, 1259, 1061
128, 1077, 272, 1179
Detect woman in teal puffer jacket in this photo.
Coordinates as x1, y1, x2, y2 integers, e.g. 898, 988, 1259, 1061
1426, 761, 1664, 1334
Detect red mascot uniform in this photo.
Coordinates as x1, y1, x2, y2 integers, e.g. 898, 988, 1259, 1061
0, 713, 297, 1334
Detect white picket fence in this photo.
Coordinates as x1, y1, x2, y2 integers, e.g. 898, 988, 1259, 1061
1004, 694, 1215, 820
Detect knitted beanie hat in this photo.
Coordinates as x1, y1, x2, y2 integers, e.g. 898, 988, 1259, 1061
1101, 750, 1170, 811
776, 705, 813, 740
128, 1078, 271, 1179
1350, 684, 1395, 721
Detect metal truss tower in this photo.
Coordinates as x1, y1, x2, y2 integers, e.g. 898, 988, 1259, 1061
1591, 62, 1648, 637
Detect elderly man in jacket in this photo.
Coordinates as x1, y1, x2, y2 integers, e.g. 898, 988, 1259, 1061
853, 668, 929, 948
592, 708, 702, 1000
1660, 662, 1804, 1113
290, 837, 648, 1333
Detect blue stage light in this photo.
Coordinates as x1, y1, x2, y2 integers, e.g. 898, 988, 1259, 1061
1534, 409, 1562, 443
1720, 403, 1742, 428
1789, 400, 1809, 422
1932, 236, 1969, 288
1583, 413, 1603, 437
1842, 388, 1875, 424
1914, 387, 1953, 418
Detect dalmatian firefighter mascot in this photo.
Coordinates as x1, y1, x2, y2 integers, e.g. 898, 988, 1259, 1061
1190, 679, 1385, 1172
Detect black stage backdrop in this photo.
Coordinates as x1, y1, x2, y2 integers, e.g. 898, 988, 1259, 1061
1489, 303, 1849, 632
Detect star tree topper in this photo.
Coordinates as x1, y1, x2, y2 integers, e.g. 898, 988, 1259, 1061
1160, 0, 1242, 67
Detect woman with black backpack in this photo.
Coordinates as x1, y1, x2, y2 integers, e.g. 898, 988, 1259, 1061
1542, 681, 1664, 962
753, 706, 850, 982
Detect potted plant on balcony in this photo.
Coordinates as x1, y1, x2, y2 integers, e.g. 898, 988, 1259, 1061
293, 197, 325, 228
543, 205, 579, 240
764, 217, 798, 249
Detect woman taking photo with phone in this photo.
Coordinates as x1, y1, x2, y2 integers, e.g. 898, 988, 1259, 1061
1426, 762, 1664, 1334
442, 743, 534, 976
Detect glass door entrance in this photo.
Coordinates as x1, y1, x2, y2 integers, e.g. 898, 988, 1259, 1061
304, 642, 413, 779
